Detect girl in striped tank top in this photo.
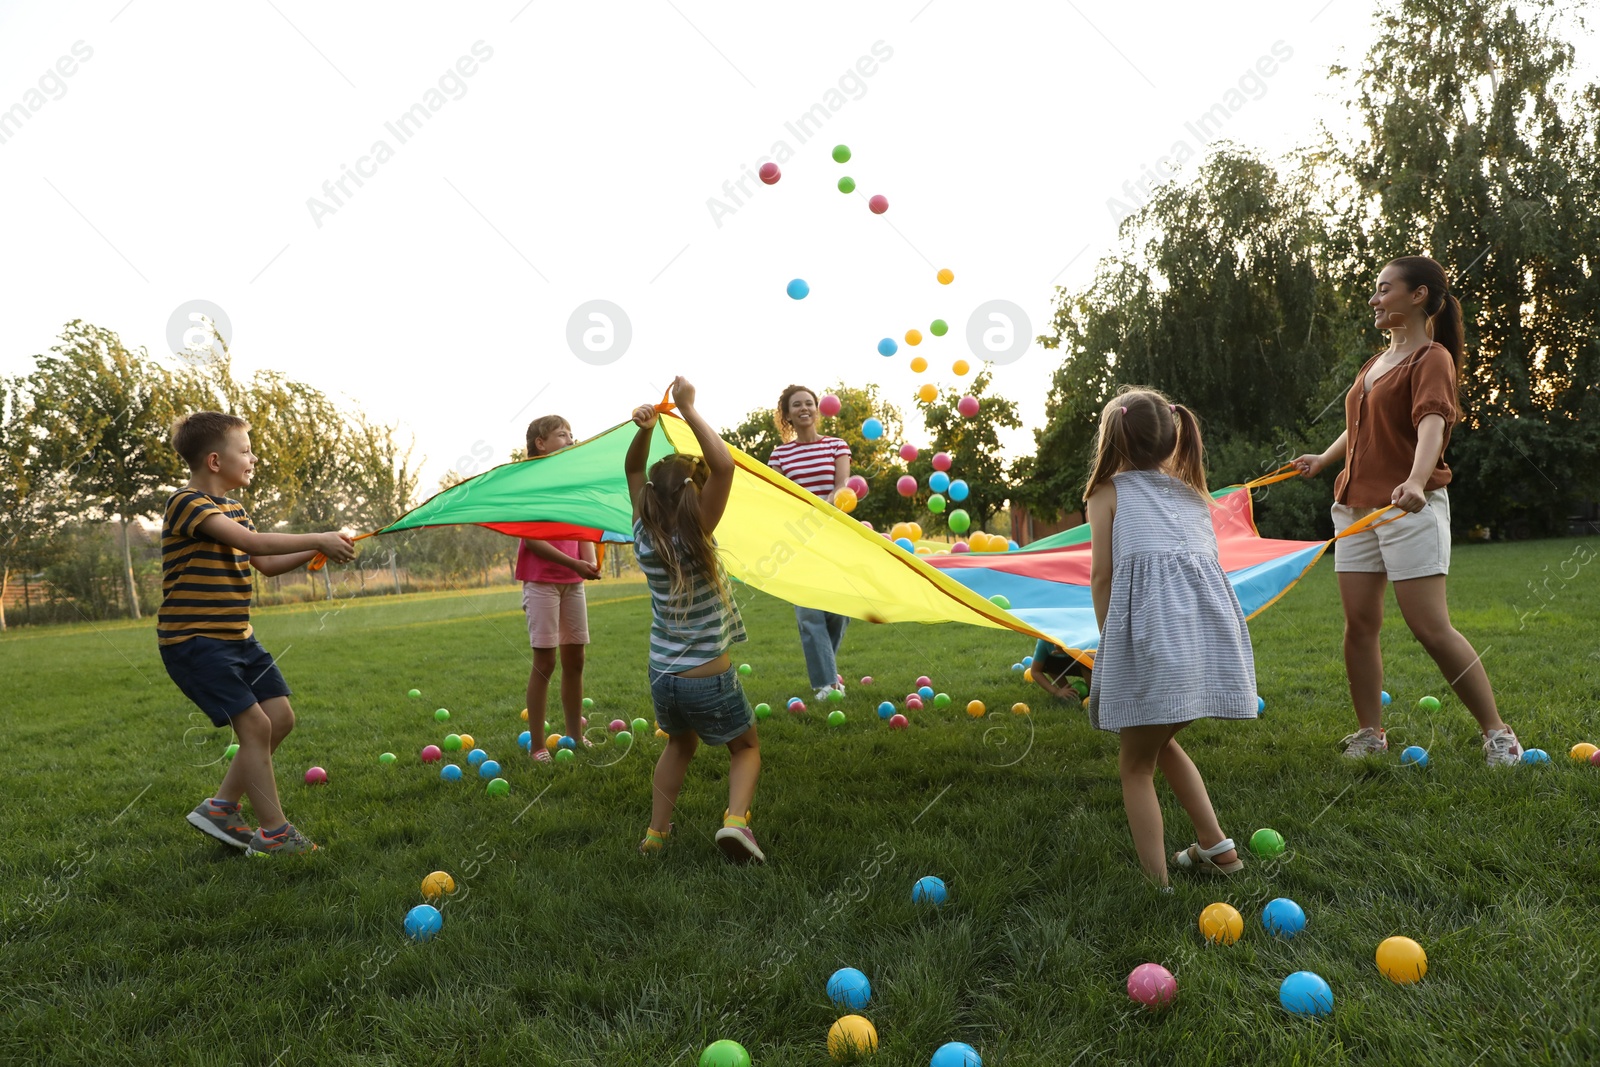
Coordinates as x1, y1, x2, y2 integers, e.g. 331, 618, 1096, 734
625, 377, 764, 864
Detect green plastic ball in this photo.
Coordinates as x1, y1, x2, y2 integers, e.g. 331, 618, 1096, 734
934, 693, 951, 708
435, 708, 450, 722
379, 752, 397, 765
737, 663, 752, 676
555, 748, 575, 763
828, 710, 847, 726
486, 777, 510, 797
1418, 695, 1441, 711
948, 509, 971, 534
631, 717, 650, 735
837, 176, 856, 194
1250, 827, 1286, 859
615, 730, 633, 748
223, 742, 239, 760
828, 687, 844, 703
407, 688, 421, 699
699, 1039, 752, 1067
443, 734, 463, 752
754, 702, 771, 719
928, 493, 946, 513
989, 594, 1011, 609
582, 697, 594, 709
929, 319, 949, 336
832, 144, 851, 163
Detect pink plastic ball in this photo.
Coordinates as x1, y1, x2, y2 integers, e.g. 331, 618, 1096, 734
1128, 963, 1177, 1009
899, 443, 919, 462
861, 676, 874, 685
305, 766, 328, 785
420, 745, 442, 763
868, 194, 889, 214
846, 474, 868, 497
789, 701, 807, 714
951, 541, 970, 553
906, 696, 924, 711
916, 676, 932, 687
819, 393, 842, 417
1591, 750, 1600, 766
896, 475, 917, 497
889, 713, 909, 729
957, 395, 980, 417
932, 451, 953, 471
758, 161, 781, 185
609, 719, 626, 733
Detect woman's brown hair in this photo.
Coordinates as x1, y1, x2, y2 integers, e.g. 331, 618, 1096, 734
1387, 255, 1465, 379
773, 385, 818, 444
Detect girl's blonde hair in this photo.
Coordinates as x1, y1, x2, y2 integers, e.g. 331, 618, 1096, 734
526, 415, 571, 457
773, 384, 818, 444
636, 452, 735, 622
1083, 385, 1209, 502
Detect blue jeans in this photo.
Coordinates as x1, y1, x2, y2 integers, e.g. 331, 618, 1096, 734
795, 606, 848, 689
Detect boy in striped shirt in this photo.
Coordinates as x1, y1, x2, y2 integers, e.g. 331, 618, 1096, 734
160, 412, 355, 856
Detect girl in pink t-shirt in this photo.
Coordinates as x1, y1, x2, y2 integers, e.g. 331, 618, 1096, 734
519, 415, 601, 763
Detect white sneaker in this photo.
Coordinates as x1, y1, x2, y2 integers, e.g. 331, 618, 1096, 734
815, 688, 835, 703
1339, 727, 1388, 758
1483, 727, 1522, 767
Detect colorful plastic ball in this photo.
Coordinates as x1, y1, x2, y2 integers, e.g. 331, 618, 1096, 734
894, 537, 915, 552
408, 688, 421, 699
1256, 696, 1265, 716
913, 875, 947, 905
1262, 897, 1306, 938
1401, 745, 1429, 767
952, 359, 970, 376
905, 696, 923, 711
224, 743, 239, 760
827, 966, 872, 1010
558, 736, 576, 750
1523, 748, 1551, 764
607, 718, 626, 733
1199, 902, 1244, 945
990, 595, 1011, 610
877, 701, 895, 719
699, 1039, 752, 1067
421, 870, 455, 901
905, 329, 923, 346
895, 475, 918, 497
1279, 971, 1334, 1016
304, 766, 327, 785
933, 693, 951, 708
615, 730, 634, 748
862, 418, 884, 440
1127, 963, 1176, 1009
404, 904, 443, 942
458, 733, 475, 750
653, 728, 669, 739
831, 487, 858, 513
440, 764, 462, 781
916, 383, 937, 403
443, 734, 462, 752
948, 509, 971, 534
914, 675, 931, 687
759, 161, 781, 184
868, 194, 888, 214
892, 443, 917, 463
789, 701, 807, 714
421, 745, 442, 762
751, 703, 770, 721
878, 337, 898, 357
520, 708, 529, 721
435, 708, 450, 722
957, 396, 979, 417
1591, 750, 1600, 767
517, 730, 532, 751
1569, 742, 1598, 762
581, 697, 594, 710
486, 777, 510, 797
545, 733, 562, 752
846, 474, 868, 497
478, 759, 501, 779
815, 394, 842, 418
925, 493, 945, 514
837, 176, 856, 194
827, 1014, 878, 1060
948, 479, 969, 501
1381, 690, 1392, 705
926, 471, 950, 495
787, 278, 810, 300
925, 453, 951, 474
832, 144, 851, 163
631, 717, 650, 735
889, 713, 908, 729
1250, 828, 1286, 858
826, 687, 844, 703
1009, 702, 1030, 716
555, 748, 576, 762
934, 267, 955, 285
1418, 695, 1441, 711
1376, 936, 1427, 983
379, 751, 397, 765
826, 708, 847, 726
467, 748, 488, 767
930, 1042, 981, 1067
929, 319, 948, 336
965, 700, 986, 718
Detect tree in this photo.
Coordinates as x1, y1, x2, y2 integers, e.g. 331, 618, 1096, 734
0, 376, 67, 629
27, 322, 184, 619
904, 369, 1021, 535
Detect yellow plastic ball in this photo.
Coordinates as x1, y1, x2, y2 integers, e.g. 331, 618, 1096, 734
520, 708, 529, 721
545, 733, 562, 752
1569, 742, 1598, 762
907, 522, 923, 542
834, 487, 858, 513
655, 727, 669, 739
904, 329, 923, 346
1199, 902, 1244, 945
890, 522, 911, 542
936, 267, 954, 285
457, 733, 474, 750
421, 870, 455, 902
1376, 935, 1427, 983
827, 1014, 879, 1061
909, 356, 928, 373
953, 359, 970, 376
1011, 702, 1030, 715
1022, 668, 1033, 683
966, 700, 986, 717
917, 383, 937, 403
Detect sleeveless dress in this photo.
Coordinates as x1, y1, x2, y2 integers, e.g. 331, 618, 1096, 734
1087, 469, 1258, 732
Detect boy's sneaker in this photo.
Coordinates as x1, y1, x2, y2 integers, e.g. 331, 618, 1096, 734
715, 824, 766, 865
1340, 727, 1388, 758
246, 823, 319, 856
815, 688, 835, 704
186, 798, 253, 850
1483, 728, 1522, 767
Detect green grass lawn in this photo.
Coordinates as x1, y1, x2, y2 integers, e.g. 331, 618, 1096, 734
2, 542, 1599, 1066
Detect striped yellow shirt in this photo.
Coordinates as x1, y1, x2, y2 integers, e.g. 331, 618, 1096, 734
158, 489, 255, 645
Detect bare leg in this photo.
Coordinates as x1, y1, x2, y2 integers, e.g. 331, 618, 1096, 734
258, 695, 295, 754
650, 732, 699, 833
558, 644, 586, 739
1393, 575, 1506, 732
1338, 571, 1389, 731
216, 704, 285, 828
725, 727, 761, 820
1118, 723, 1181, 886
527, 647, 556, 732
1157, 732, 1237, 865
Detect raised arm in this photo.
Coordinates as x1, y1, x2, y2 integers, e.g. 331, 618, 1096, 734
625, 404, 659, 523
670, 377, 734, 532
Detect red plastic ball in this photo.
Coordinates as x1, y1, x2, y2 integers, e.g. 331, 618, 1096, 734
957, 395, 980, 417
896, 475, 917, 496
889, 714, 909, 729
899, 443, 918, 462
758, 162, 781, 185
868, 194, 889, 214
819, 393, 842, 416
932, 451, 953, 471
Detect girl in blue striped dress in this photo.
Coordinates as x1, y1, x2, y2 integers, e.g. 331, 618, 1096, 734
1084, 386, 1258, 887
625, 377, 764, 864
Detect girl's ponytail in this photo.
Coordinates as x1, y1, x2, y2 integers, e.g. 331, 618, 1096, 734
1169, 403, 1209, 499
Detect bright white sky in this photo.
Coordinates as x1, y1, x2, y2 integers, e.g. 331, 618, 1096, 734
1, 1, 1593, 497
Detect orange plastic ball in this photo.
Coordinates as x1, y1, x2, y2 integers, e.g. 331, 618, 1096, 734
905, 329, 923, 346
966, 700, 986, 717
909, 356, 928, 373
936, 268, 954, 285
917, 383, 937, 403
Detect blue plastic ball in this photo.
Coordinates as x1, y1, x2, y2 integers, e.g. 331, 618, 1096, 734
948, 479, 969, 501
439, 764, 463, 782
826, 966, 872, 1010
467, 748, 487, 767
930, 1041, 982, 1067
1262, 897, 1306, 938
479, 759, 501, 779
1523, 748, 1551, 764
861, 418, 884, 441
928, 471, 951, 493
894, 537, 915, 552
1279, 971, 1333, 1016
518, 730, 532, 750
788, 697, 803, 708
404, 904, 443, 942
877, 701, 895, 719
1007, 539, 1018, 550
878, 337, 898, 357
913, 875, 947, 905
1022, 656, 1033, 667
1257, 696, 1266, 716
1401, 745, 1429, 767
918, 685, 934, 700
1011, 663, 1023, 671
1381, 690, 1392, 706
786, 278, 809, 300
558, 736, 576, 750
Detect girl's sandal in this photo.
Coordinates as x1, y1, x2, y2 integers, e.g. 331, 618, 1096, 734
639, 822, 673, 855
1172, 838, 1244, 875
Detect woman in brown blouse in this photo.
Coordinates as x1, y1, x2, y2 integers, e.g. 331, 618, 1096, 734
1293, 256, 1523, 766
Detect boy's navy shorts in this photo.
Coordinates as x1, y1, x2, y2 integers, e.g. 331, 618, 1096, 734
160, 635, 292, 727
648, 665, 755, 746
